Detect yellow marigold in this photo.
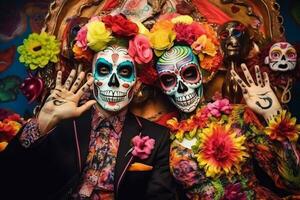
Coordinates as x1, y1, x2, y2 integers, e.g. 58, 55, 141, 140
86, 20, 113, 51
196, 123, 248, 178
171, 15, 194, 24
149, 29, 176, 56
265, 110, 300, 142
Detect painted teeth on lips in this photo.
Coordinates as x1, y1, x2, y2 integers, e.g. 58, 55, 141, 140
175, 93, 197, 106
100, 90, 126, 102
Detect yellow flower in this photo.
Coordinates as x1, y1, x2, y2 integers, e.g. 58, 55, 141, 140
171, 15, 194, 24
191, 35, 217, 61
149, 29, 176, 56
18, 32, 60, 70
133, 20, 150, 36
265, 110, 300, 142
86, 20, 113, 51
196, 123, 248, 178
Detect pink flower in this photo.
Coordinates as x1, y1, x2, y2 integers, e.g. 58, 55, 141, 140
174, 22, 205, 45
128, 35, 153, 64
207, 98, 232, 118
75, 26, 88, 50
131, 135, 155, 160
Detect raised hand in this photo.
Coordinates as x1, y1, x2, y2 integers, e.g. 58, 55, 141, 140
38, 70, 96, 134
231, 64, 282, 122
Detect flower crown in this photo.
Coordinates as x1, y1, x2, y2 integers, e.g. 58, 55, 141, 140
148, 14, 222, 72
73, 13, 222, 73
72, 14, 153, 67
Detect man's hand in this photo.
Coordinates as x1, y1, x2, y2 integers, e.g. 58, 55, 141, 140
231, 64, 282, 122
38, 70, 96, 134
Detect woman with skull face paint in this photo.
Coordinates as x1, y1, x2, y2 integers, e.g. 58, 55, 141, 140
0, 14, 176, 200
150, 14, 300, 199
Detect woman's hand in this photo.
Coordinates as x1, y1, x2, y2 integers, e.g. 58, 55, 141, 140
38, 70, 96, 134
231, 64, 282, 122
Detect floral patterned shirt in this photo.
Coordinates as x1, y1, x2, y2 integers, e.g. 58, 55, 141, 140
73, 108, 126, 200
167, 99, 300, 200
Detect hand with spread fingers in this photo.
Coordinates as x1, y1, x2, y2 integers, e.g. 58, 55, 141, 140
38, 69, 96, 134
231, 64, 282, 122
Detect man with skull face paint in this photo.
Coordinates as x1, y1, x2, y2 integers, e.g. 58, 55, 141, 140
218, 21, 252, 104
152, 15, 300, 199
0, 15, 175, 200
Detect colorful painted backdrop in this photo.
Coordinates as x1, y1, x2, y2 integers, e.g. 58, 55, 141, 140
0, 0, 299, 118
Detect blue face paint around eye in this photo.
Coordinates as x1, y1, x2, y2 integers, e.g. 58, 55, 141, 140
93, 58, 113, 80
117, 60, 136, 82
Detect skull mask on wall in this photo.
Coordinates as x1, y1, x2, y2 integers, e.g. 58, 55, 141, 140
218, 21, 251, 61
92, 45, 136, 112
264, 42, 297, 72
156, 46, 203, 113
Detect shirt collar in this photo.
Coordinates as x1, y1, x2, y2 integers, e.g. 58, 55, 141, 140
91, 105, 127, 133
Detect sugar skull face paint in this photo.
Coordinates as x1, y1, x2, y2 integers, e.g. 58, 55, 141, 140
265, 42, 297, 72
218, 21, 250, 60
92, 46, 136, 112
156, 46, 203, 113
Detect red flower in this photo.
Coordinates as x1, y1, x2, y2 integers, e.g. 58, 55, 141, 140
102, 14, 138, 37
174, 22, 205, 45
137, 61, 158, 85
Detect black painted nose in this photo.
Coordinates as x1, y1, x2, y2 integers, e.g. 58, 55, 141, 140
108, 73, 120, 87
177, 81, 188, 93
282, 55, 286, 61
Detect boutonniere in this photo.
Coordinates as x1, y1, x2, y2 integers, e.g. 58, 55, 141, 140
126, 135, 155, 160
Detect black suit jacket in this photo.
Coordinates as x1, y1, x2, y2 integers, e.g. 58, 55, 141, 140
0, 110, 175, 200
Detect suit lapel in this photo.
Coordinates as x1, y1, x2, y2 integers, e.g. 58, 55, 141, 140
114, 112, 142, 196
73, 108, 92, 172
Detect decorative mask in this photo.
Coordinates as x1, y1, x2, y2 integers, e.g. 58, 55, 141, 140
92, 46, 136, 112
156, 46, 203, 113
264, 42, 297, 72
218, 21, 250, 60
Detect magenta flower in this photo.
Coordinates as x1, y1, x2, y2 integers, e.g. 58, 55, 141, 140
75, 26, 88, 50
131, 135, 155, 160
207, 98, 232, 118
174, 22, 205, 45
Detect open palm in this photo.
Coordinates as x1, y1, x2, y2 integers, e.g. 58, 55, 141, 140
231, 64, 282, 121
38, 70, 96, 133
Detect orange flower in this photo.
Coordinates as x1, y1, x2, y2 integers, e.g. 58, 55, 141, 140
72, 44, 93, 63
151, 20, 174, 32
200, 52, 223, 72
265, 110, 300, 142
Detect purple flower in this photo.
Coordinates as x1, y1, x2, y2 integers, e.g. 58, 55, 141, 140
172, 160, 199, 187
221, 183, 247, 200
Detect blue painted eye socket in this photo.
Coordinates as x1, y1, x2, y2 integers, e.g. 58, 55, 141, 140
94, 58, 112, 77
231, 29, 242, 37
117, 61, 135, 81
